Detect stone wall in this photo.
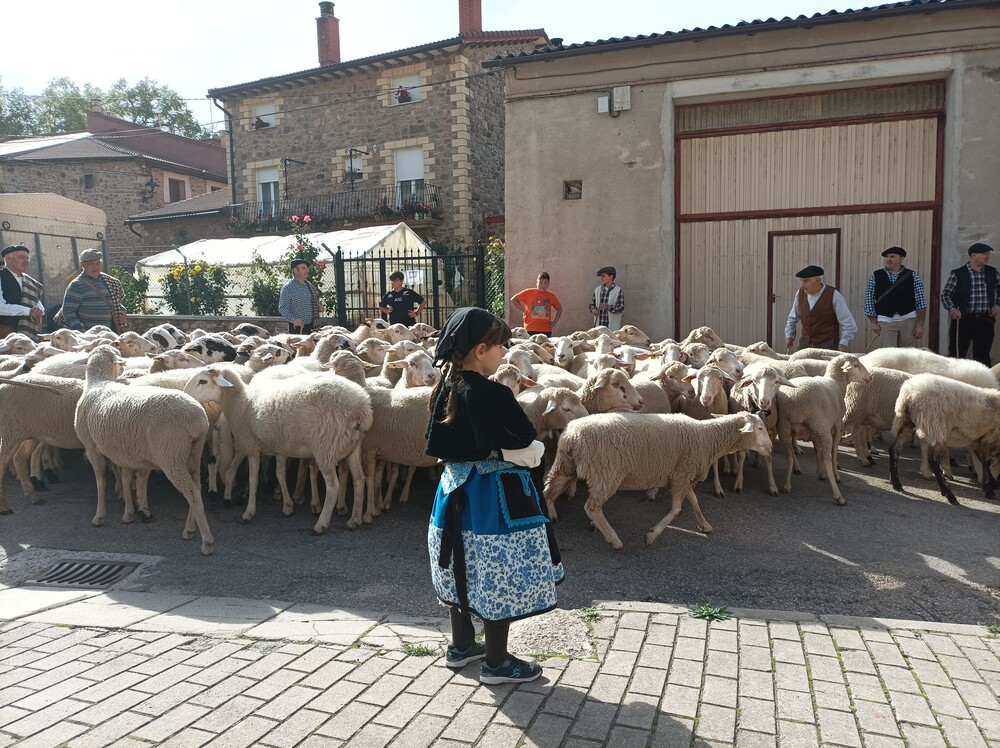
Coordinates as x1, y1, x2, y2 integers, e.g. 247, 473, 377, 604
136, 214, 231, 250
129, 314, 289, 335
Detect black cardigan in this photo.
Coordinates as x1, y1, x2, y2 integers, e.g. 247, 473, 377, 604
425, 370, 537, 461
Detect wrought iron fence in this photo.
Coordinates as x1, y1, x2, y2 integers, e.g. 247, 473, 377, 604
228, 183, 443, 234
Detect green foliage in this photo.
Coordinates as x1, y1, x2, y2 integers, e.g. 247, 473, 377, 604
579, 607, 601, 623
104, 77, 209, 139
689, 603, 732, 622
35, 76, 100, 133
247, 215, 336, 316
484, 236, 505, 317
0, 79, 36, 136
160, 261, 228, 315
248, 252, 282, 316
107, 266, 150, 314
986, 623, 1000, 636
400, 642, 438, 657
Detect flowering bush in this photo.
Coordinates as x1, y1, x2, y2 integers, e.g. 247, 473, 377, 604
395, 86, 411, 103
160, 262, 228, 315
247, 215, 336, 315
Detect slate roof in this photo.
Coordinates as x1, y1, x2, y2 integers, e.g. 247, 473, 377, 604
126, 189, 231, 223
207, 29, 547, 97
483, 0, 996, 67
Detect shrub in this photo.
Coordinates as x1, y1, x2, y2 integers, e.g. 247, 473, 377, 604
108, 266, 150, 314
159, 261, 228, 315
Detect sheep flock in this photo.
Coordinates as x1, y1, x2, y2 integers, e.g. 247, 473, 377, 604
1, 317, 996, 555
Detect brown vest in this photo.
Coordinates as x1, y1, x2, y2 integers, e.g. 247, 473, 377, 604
798, 285, 839, 345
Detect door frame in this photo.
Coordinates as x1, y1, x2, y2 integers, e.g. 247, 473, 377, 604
766, 228, 842, 347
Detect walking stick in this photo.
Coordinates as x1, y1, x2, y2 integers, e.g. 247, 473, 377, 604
865, 330, 880, 354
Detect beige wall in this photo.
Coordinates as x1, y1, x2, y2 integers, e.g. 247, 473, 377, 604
500, 6, 1000, 346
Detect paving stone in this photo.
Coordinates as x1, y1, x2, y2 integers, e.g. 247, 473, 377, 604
493, 690, 545, 729
667, 658, 704, 687
777, 719, 819, 748
812, 680, 852, 712
736, 729, 777, 747
132, 681, 205, 717
440, 701, 496, 741
299, 658, 356, 690
258, 709, 329, 748
858, 735, 905, 748
472, 723, 522, 748
644, 625, 676, 647
131, 703, 212, 743
955, 679, 1000, 710
185, 656, 250, 687
866, 642, 908, 669
611, 628, 645, 653
468, 682, 515, 707
8, 719, 89, 748
739, 669, 775, 699
616, 692, 658, 730
740, 622, 770, 648
0, 705, 30, 730
895, 636, 935, 661
10, 676, 91, 710
254, 684, 322, 721
132, 634, 195, 658
588, 673, 628, 703
774, 662, 809, 692
853, 699, 900, 737
710, 629, 738, 653
406, 663, 454, 696
307, 679, 367, 715
678, 617, 707, 639
696, 703, 737, 743
703, 675, 738, 708
877, 665, 921, 695
522, 713, 571, 748
605, 724, 650, 748
73, 689, 150, 726
970, 706, 1000, 741
315, 700, 380, 740
387, 654, 435, 679
807, 654, 845, 683
662, 684, 700, 718
898, 723, 947, 747
638, 643, 672, 669
887, 691, 936, 726
817, 707, 862, 748
769, 621, 800, 641
189, 675, 256, 709
387, 713, 448, 748
844, 670, 888, 704
941, 654, 988, 683
569, 700, 616, 741
651, 613, 681, 626
190, 695, 266, 734
423, 683, 476, 718
674, 636, 707, 662
619, 612, 649, 630
775, 687, 814, 723
740, 645, 773, 672
830, 628, 866, 651
650, 715, 695, 748
859, 629, 896, 645
739, 696, 776, 734
182, 642, 247, 668
559, 660, 600, 689
66, 710, 151, 748
803, 633, 837, 658
12, 659, 92, 692
295, 736, 344, 748
924, 683, 973, 719
772, 639, 805, 666
840, 649, 879, 676
924, 634, 965, 659
708, 649, 739, 677
600, 649, 638, 677
334, 721, 396, 747
540, 684, 586, 718
938, 714, 989, 748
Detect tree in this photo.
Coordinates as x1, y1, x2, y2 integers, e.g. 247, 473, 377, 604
34, 76, 101, 133
104, 78, 210, 139
0, 80, 36, 136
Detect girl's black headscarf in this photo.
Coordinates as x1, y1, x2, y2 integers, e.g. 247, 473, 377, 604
432, 307, 497, 367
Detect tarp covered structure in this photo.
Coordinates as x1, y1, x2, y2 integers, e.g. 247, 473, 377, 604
136, 222, 450, 318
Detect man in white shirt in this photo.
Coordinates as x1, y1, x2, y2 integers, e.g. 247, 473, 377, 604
0, 244, 45, 338
784, 265, 857, 352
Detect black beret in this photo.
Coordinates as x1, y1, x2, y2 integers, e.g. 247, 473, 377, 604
290, 258, 310, 269
795, 265, 824, 278
433, 307, 497, 366
881, 246, 906, 258
1, 244, 29, 258
969, 243, 994, 256
596, 266, 616, 276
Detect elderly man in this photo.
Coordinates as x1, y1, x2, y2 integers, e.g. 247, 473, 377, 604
784, 265, 857, 352
278, 258, 322, 333
863, 246, 927, 347
60, 248, 128, 332
941, 242, 1000, 366
0, 244, 45, 338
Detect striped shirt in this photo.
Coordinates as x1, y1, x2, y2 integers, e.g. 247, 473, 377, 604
941, 263, 999, 314
278, 279, 314, 325
863, 268, 927, 320
589, 285, 624, 328
60, 273, 124, 331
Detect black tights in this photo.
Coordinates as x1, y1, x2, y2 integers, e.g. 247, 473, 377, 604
449, 607, 510, 668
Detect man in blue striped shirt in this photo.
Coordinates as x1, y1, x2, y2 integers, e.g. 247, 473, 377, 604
863, 246, 927, 348
278, 259, 319, 333
60, 248, 127, 332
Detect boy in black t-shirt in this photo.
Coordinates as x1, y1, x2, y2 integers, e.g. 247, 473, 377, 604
379, 271, 425, 326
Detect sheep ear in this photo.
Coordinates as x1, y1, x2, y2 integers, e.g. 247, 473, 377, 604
521, 376, 537, 387
739, 420, 754, 433
719, 369, 737, 382
777, 375, 797, 387
261, 353, 273, 362
840, 361, 852, 372
739, 377, 752, 388
682, 373, 696, 383
213, 372, 234, 388
542, 399, 558, 415
387, 361, 404, 369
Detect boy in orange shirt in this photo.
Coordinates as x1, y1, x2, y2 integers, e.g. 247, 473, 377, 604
511, 272, 562, 334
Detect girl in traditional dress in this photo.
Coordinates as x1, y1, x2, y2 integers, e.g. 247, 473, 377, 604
425, 307, 564, 684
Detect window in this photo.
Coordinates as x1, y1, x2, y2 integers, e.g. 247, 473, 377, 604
564, 180, 583, 200
257, 166, 280, 215
252, 103, 276, 129
345, 149, 365, 184
395, 147, 425, 203
83, 173, 95, 189
167, 178, 187, 203
392, 74, 421, 104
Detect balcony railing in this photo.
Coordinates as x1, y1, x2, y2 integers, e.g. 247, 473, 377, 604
228, 183, 443, 234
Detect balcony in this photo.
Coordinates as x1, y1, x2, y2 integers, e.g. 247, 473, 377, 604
228, 183, 443, 235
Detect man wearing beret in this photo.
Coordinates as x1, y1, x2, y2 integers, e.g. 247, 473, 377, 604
278, 258, 322, 333
941, 242, 999, 366
59, 248, 128, 332
784, 265, 857, 353
0, 244, 45, 338
863, 246, 927, 348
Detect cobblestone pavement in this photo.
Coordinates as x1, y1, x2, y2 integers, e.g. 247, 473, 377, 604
1, 589, 999, 747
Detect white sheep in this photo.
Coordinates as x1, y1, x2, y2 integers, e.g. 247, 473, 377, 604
577, 367, 644, 414
729, 365, 794, 496
516, 386, 589, 441
889, 373, 1000, 505
615, 325, 653, 348
842, 367, 912, 467
681, 326, 725, 350
75, 346, 214, 554
544, 412, 771, 549
860, 347, 996, 389
183, 364, 372, 532
389, 349, 439, 388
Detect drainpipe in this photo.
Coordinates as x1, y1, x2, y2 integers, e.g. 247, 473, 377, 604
124, 220, 142, 239
212, 97, 239, 209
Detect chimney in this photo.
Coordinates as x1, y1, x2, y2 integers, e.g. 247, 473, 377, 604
317, 2, 341, 66
458, 0, 482, 34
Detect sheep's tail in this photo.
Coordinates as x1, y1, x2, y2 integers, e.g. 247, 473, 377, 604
543, 432, 578, 503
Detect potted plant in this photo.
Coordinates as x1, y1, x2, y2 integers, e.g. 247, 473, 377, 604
395, 86, 411, 104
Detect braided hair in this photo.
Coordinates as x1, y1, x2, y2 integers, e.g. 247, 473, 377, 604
429, 315, 511, 424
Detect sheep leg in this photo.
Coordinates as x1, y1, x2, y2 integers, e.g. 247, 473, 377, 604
762, 452, 779, 497
644, 484, 689, 546
969, 451, 984, 485
134, 469, 154, 521
831, 423, 842, 483
310, 461, 322, 515
710, 459, 724, 498
980, 455, 997, 500
274, 457, 294, 517
813, 434, 845, 506
222, 449, 246, 508
888, 425, 912, 493
779, 424, 795, 494
335, 463, 349, 518
13, 439, 43, 504
168, 465, 214, 555
733, 450, 746, 494
383, 462, 400, 511
398, 465, 416, 505
346, 447, 366, 528
241, 452, 261, 523
686, 487, 714, 534
120, 468, 136, 524
292, 458, 309, 505
918, 441, 934, 480
89, 450, 110, 526
28, 442, 47, 490
927, 453, 960, 506
542, 465, 578, 521
583, 491, 623, 550
371, 461, 385, 517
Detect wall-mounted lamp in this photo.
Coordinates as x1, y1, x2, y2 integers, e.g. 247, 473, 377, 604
347, 148, 369, 192
141, 178, 159, 202
281, 157, 306, 198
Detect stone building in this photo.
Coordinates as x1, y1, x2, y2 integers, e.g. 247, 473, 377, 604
0, 112, 226, 268
207, 0, 547, 247
487, 0, 1000, 354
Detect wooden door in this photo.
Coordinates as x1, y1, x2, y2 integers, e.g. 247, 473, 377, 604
768, 229, 841, 348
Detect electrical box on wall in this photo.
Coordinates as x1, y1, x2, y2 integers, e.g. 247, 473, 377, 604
597, 95, 609, 113
612, 86, 631, 112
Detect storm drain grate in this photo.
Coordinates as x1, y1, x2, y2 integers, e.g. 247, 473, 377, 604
24, 560, 141, 590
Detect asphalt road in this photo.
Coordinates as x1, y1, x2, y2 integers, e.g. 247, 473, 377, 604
1, 443, 998, 625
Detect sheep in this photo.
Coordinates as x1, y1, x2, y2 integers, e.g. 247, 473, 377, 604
729, 365, 794, 496
75, 346, 214, 554
149, 350, 202, 373
742, 341, 789, 360
842, 367, 912, 467
38, 328, 83, 351
183, 365, 372, 532
889, 373, 1000, 505
182, 336, 238, 363
774, 354, 871, 505
409, 322, 437, 340
231, 322, 270, 339
742, 357, 812, 380
633, 361, 695, 411
860, 347, 996, 389
510, 341, 555, 365
389, 349, 439, 388
532, 364, 586, 391
577, 367, 644, 414
112, 331, 159, 358
706, 348, 744, 379
681, 326, 725, 350
544, 412, 771, 549
517, 386, 589, 441
789, 347, 841, 362
681, 342, 712, 368
143, 324, 186, 351
0, 334, 36, 356
0, 374, 84, 514
491, 363, 535, 395
373, 323, 417, 344
678, 365, 737, 496
615, 325, 653, 348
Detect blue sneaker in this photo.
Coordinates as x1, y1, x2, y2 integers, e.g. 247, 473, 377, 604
445, 641, 486, 668
480, 655, 542, 684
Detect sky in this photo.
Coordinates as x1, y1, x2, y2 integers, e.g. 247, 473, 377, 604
1, 0, 864, 130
